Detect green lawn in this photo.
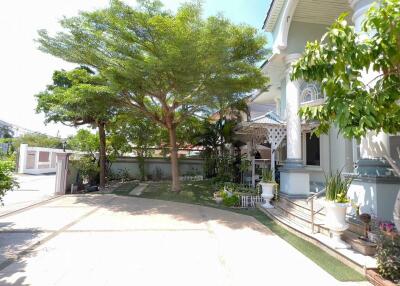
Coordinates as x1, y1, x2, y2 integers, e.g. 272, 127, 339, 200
116, 179, 365, 282
112, 181, 139, 196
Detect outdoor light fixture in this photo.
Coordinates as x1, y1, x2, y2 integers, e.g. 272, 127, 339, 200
62, 140, 67, 152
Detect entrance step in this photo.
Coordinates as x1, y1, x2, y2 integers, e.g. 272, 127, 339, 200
271, 196, 374, 257
259, 204, 377, 273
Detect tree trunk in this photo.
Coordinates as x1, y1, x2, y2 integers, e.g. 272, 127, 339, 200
98, 122, 107, 189
167, 125, 180, 192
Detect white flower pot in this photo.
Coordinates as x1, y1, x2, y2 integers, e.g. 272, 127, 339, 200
324, 200, 350, 249
260, 182, 275, 209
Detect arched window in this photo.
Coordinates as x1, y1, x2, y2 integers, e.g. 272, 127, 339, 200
300, 82, 323, 103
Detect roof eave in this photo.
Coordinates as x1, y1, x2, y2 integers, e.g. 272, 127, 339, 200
262, 0, 276, 30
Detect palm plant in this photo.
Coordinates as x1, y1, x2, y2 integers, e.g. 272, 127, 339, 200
325, 171, 352, 203
261, 169, 274, 183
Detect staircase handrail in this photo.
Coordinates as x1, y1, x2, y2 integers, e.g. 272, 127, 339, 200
307, 188, 326, 202
307, 188, 326, 234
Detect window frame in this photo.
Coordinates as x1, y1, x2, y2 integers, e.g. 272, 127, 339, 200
302, 131, 321, 167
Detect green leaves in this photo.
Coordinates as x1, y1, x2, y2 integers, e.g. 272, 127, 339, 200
35, 67, 118, 127
292, 0, 400, 140
325, 171, 352, 203
0, 159, 18, 202
36, 0, 268, 127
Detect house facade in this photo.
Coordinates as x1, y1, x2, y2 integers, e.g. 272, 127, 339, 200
239, 0, 400, 221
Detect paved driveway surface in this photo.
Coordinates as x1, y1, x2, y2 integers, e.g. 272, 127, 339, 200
0, 174, 56, 216
0, 195, 368, 286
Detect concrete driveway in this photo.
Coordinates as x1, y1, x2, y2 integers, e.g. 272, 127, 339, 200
0, 174, 56, 216
0, 195, 368, 286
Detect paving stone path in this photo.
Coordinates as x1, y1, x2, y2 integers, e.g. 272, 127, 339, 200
0, 195, 370, 286
128, 183, 148, 196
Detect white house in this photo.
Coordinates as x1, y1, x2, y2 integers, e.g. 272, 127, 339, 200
238, 0, 400, 222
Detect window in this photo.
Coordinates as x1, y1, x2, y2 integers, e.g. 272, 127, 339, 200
390, 135, 400, 165
306, 133, 320, 166
300, 82, 323, 103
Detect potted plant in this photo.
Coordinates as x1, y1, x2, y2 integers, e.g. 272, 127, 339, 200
213, 190, 224, 205
259, 169, 275, 209
323, 172, 352, 248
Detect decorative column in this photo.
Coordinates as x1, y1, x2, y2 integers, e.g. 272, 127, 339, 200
350, 0, 391, 168
285, 54, 303, 167
346, 0, 400, 221
280, 53, 310, 197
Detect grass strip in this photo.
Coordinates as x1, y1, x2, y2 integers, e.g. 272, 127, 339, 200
243, 208, 365, 281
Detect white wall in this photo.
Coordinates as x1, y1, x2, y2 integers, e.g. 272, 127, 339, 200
18, 144, 74, 175
110, 157, 204, 180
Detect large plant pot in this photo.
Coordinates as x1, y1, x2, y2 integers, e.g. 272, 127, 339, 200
260, 182, 275, 209
324, 200, 350, 249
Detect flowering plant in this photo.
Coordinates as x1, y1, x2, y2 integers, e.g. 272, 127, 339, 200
379, 221, 396, 233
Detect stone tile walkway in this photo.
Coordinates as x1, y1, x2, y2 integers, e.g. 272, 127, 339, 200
0, 195, 370, 286
128, 183, 148, 196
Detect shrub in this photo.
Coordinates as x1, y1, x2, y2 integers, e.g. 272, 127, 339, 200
109, 168, 131, 181
376, 233, 400, 283
0, 159, 18, 202
71, 156, 99, 185
221, 192, 240, 207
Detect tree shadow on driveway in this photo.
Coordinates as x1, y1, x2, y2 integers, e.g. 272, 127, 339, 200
0, 221, 43, 286
68, 194, 273, 235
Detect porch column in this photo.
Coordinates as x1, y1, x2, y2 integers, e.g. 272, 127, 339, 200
279, 53, 310, 198
285, 53, 303, 167
346, 0, 400, 221
350, 0, 391, 167
348, 0, 391, 173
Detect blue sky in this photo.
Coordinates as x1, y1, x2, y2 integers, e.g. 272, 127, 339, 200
0, 0, 272, 137
203, 0, 271, 28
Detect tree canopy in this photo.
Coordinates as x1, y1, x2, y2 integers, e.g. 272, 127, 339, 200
12, 133, 63, 149
37, 0, 268, 191
36, 67, 120, 188
291, 0, 400, 140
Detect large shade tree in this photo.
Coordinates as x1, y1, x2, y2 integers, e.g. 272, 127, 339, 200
36, 67, 119, 188
36, 0, 268, 191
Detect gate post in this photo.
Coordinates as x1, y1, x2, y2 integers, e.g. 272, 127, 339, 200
55, 153, 70, 195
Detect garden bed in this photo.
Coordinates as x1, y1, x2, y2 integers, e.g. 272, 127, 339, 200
367, 269, 398, 286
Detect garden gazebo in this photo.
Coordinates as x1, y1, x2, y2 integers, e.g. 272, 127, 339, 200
235, 111, 286, 186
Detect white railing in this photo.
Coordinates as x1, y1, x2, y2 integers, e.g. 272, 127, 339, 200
307, 188, 326, 234
240, 195, 264, 208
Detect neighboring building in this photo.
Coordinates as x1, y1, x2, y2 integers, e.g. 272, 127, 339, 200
237, 0, 400, 221
0, 119, 35, 138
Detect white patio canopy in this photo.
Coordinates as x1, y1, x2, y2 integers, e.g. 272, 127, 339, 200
235, 111, 286, 186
